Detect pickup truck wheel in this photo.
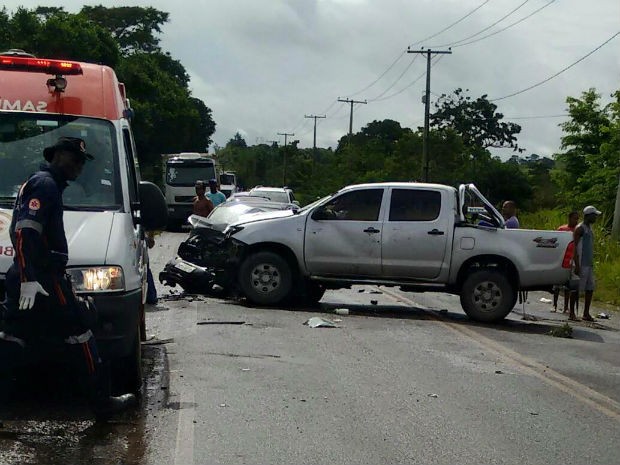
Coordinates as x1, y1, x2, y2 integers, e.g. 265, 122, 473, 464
460, 270, 515, 323
239, 251, 293, 305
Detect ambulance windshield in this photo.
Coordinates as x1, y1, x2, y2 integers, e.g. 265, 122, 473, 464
0, 113, 121, 210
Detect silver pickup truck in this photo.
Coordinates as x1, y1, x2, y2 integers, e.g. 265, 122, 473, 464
219, 182, 572, 322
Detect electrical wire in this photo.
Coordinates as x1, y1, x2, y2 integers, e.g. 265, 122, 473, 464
409, 0, 493, 47
433, 0, 531, 47
492, 30, 620, 101
371, 55, 445, 103
367, 55, 419, 101
453, 0, 556, 48
345, 51, 407, 97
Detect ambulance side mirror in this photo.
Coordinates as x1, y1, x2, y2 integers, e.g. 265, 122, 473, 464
138, 181, 168, 231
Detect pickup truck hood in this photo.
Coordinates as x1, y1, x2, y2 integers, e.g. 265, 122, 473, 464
0, 208, 114, 274
230, 209, 297, 227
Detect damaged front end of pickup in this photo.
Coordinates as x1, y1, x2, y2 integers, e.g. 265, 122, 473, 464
158, 224, 247, 295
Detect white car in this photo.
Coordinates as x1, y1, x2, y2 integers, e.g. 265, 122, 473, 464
248, 186, 298, 206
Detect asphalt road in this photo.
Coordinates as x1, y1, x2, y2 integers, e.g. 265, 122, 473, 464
2, 230, 619, 465
144, 231, 620, 465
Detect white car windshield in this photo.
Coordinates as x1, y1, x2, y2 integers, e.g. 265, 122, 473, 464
250, 189, 289, 203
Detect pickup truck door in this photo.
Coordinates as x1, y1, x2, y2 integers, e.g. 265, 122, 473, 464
381, 187, 449, 279
304, 188, 385, 276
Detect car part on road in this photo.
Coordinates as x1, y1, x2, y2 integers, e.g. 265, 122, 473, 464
460, 270, 516, 323
196, 320, 246, 325
304, 317, 338, 328
238, 251, 293, 305
159, 258, 217, 294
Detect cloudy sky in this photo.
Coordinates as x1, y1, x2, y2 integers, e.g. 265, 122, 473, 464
4, 0, 620, 158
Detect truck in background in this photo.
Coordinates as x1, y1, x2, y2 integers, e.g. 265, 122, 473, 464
0, 50, 168, 393
219, 171, 238, 198
162, 152, 217, 228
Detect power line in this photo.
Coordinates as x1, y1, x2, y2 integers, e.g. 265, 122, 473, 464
433, 0, 531, 47
372, 55, 445, 103
345, 51, 407, 97
368, 55, 419, 101
409, 0, 493, 47
492, 30, 620, 101
453, 0, 556, 48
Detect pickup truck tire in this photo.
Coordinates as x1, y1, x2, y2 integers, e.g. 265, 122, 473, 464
239, 251, 293, 305
460, 270, 515, 323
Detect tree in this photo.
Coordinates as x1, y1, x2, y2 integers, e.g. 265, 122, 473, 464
552, 89, 619, 218
431, 88, 522, 152
80, 6, 169, 55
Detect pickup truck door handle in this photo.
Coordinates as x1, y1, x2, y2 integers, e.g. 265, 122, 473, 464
363, 227, 380, 234
427, 229, 445, 236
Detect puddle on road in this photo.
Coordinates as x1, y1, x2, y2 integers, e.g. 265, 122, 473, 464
0, 346, 168, 465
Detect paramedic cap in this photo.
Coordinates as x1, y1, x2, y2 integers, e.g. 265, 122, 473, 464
583, 205, 602, 216
44, 137, 94, 162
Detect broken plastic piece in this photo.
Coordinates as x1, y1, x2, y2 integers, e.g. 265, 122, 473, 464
304, 317, 338, 328
597, 312, 609, 319
539, 297, 552, 304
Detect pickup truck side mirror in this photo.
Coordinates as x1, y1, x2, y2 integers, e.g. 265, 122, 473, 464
311, 206, 335, 221
138, 181, 168, 231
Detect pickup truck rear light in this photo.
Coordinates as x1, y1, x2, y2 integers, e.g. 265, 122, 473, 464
0, 56, 83, 75
561, 241, 575, 268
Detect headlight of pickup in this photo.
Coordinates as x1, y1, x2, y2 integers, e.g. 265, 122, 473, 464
223, 225, 244, 240
66, 266, 125, 292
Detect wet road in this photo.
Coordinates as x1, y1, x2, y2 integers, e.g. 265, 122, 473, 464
2, 230, 620, 464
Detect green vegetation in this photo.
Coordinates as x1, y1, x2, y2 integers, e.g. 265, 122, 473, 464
548, 323, 573, 338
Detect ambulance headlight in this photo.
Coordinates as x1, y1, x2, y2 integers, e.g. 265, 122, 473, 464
66, 266, 125, 292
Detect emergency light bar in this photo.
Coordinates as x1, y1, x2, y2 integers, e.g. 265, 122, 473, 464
0, 56, 83, 75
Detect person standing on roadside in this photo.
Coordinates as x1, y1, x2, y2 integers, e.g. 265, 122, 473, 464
192, 180, 214, 217
207, 178, 226, 207
502, 200, 520, 229
569, 205, 602, 322
553, 211, 579, 313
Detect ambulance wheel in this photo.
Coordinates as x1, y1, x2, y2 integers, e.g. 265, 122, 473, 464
113, 326, 143, 395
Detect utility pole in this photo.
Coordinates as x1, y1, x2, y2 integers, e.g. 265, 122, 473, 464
407, 47, 451, 182
337, 98, 367, 140
305, 114, 326, 173
612, 173, 620, 240
277, 132, 294, 186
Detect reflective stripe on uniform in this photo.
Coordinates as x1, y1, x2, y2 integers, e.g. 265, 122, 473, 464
15, 219, 43, 234
0, 331, 26, 348
64, 329, 94, 345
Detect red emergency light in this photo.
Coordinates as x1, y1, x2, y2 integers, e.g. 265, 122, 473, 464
0, 56, 83, 75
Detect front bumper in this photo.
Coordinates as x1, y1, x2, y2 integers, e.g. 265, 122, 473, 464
91, 288, 142, 360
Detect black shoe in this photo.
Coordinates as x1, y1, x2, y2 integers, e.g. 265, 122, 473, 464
92, 393, 137, 420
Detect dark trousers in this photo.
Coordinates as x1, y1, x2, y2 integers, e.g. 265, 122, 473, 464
1, 265, 107, 404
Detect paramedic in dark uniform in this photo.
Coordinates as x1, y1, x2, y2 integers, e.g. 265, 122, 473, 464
0, 137, 135, 418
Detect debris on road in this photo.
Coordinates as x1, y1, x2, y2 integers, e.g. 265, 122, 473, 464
358, 289, 365, 293
197, 320, 246, 325
334, 308, 349, 315
597, 312, 610, 319
539, 297, 553, 304
369, 290, 383, 294
304, 317, 339, 328
370, 300, 378, 305
240, 368, 251, 372
548, 323, 573, 338
495, 370, 504, 374
427, 393, 439, 398
142, 337, 175, 346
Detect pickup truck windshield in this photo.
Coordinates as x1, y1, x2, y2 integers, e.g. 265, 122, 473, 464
166, 163, 216, 187
0, 113, 121, 210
